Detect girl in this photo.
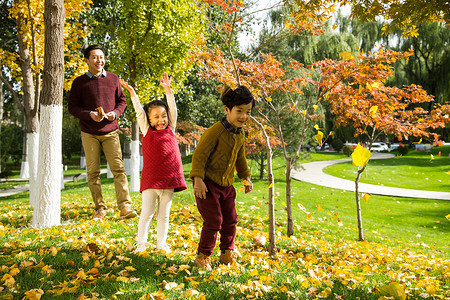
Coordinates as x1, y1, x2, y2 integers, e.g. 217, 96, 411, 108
121, 75, 186, 254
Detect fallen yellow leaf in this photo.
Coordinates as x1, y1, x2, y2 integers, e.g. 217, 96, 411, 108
362, 193, 371, 202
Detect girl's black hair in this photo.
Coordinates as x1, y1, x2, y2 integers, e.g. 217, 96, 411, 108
143, 100, 170, 130
221, 85, 255, 110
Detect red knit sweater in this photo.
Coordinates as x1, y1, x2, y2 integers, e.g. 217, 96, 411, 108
68, 72, 126, 135
140, 126, 187, 193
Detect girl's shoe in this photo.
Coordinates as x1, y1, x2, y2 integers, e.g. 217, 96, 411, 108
156, 243, 171, 253
134, 243, 149, 254
194, 252, 212, 271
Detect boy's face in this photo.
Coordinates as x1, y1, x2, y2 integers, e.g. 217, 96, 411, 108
84, 49, 105, 76
224, 103, 252, 128
148, 106, 169, 130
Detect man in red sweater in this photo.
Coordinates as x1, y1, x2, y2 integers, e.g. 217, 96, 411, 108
68, 44, 137, 220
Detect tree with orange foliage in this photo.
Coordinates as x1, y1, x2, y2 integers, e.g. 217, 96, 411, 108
198, 0, 304, 255
197, 0, 333, 250
290, 0, 449, 38
176, 121, 206, 156
315, 48, 450, 241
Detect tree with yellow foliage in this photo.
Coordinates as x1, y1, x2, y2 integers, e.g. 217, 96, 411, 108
0, 0, 91, 205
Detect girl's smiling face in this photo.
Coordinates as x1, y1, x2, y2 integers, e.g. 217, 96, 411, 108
148, 106, 168, 130
224, 103, 252, 128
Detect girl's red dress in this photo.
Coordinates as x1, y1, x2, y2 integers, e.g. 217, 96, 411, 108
140, 126, 187, 193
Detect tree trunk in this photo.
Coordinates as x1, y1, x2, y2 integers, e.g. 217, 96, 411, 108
123, 136, 131, 173
259, 150, 265, 179
0, 83, 2, 173
32, 0, 65, 228
27, 132, 40, 206
20, 125, 29, 179
80, 144, 86, 169
267, 148, 276, 255
16, 13, 40, 199
355, 167, 365, 241
130, 120, 140, 192
251, 117, 276, 255
286, 157, 294, 236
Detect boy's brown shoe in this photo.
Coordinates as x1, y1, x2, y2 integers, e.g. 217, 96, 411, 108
119, 206, 137, 219
194, 252, 212, 271
219, 250, 236, 265
92, 208, 106, 220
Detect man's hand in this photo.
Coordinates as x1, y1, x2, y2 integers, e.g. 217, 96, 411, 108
193, 177, 208, 199
90, 111, 103, 122
105, 111, 115, 121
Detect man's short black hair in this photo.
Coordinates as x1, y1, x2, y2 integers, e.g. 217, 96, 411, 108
83, 44, 105, 59
221, 85, 255, 110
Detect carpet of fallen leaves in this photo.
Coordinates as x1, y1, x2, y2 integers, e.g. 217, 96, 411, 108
0, 192, 449, 300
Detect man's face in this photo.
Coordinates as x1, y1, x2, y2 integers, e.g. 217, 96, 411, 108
224, 103, 252, 128
84, 49, 105, 76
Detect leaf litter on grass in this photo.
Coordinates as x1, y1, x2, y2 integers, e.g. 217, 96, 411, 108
0, 196, 449, 300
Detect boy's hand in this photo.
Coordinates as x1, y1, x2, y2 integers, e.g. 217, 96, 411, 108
243, 177, 253, 193
193, 177, 208, 199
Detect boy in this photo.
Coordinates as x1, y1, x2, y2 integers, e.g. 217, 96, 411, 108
190, 86, 254, 271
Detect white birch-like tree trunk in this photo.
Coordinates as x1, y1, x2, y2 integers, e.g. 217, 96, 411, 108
107, 163, 113, 178
19, 131, 29, 179
32, 105, 62, 227
27, 132, 39, 206
130, 140, 140, 192
32, 0, 65, 228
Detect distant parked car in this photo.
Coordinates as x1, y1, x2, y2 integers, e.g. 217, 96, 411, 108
370, 143, 386, 152
390, 143, 400, 151
414, 144, 433, 152
378, 142, 391, 152
344, 142, 357, 149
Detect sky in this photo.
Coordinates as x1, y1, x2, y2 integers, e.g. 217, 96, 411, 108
238, 0, 280, 52
238, 1, 351, 52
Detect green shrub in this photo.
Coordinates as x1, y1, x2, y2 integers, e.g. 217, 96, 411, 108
397, 143, 409, 156
331, 138, 344, 152
62, 118, 81, 160
0, 123, 23, 176
342, 145, 353, 157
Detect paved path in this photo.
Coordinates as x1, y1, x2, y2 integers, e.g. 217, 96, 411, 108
0, 169, 106, 198
291, 153, 450, 200
2, 156, 449, 200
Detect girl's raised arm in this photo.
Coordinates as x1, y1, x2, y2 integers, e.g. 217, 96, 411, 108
120, 80, 150, 136
160, 74, 177, 131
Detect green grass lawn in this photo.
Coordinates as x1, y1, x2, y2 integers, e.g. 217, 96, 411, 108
0, 152, 448, 299
323, 146, 450, 191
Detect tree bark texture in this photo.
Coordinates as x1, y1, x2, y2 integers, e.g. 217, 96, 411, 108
32, 0, 65, 228
251, 116, 277, 256
355, 167, 365, 241
286, 158, 294, 236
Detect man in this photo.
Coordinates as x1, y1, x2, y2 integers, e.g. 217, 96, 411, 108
68, 44, 137, 220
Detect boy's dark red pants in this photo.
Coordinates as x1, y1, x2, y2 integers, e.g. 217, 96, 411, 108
195, 178, 237, 256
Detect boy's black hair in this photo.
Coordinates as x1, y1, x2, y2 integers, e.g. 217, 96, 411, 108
221, 85, 255, 110
143, 100, 170, 130
83, 44, 105, 59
